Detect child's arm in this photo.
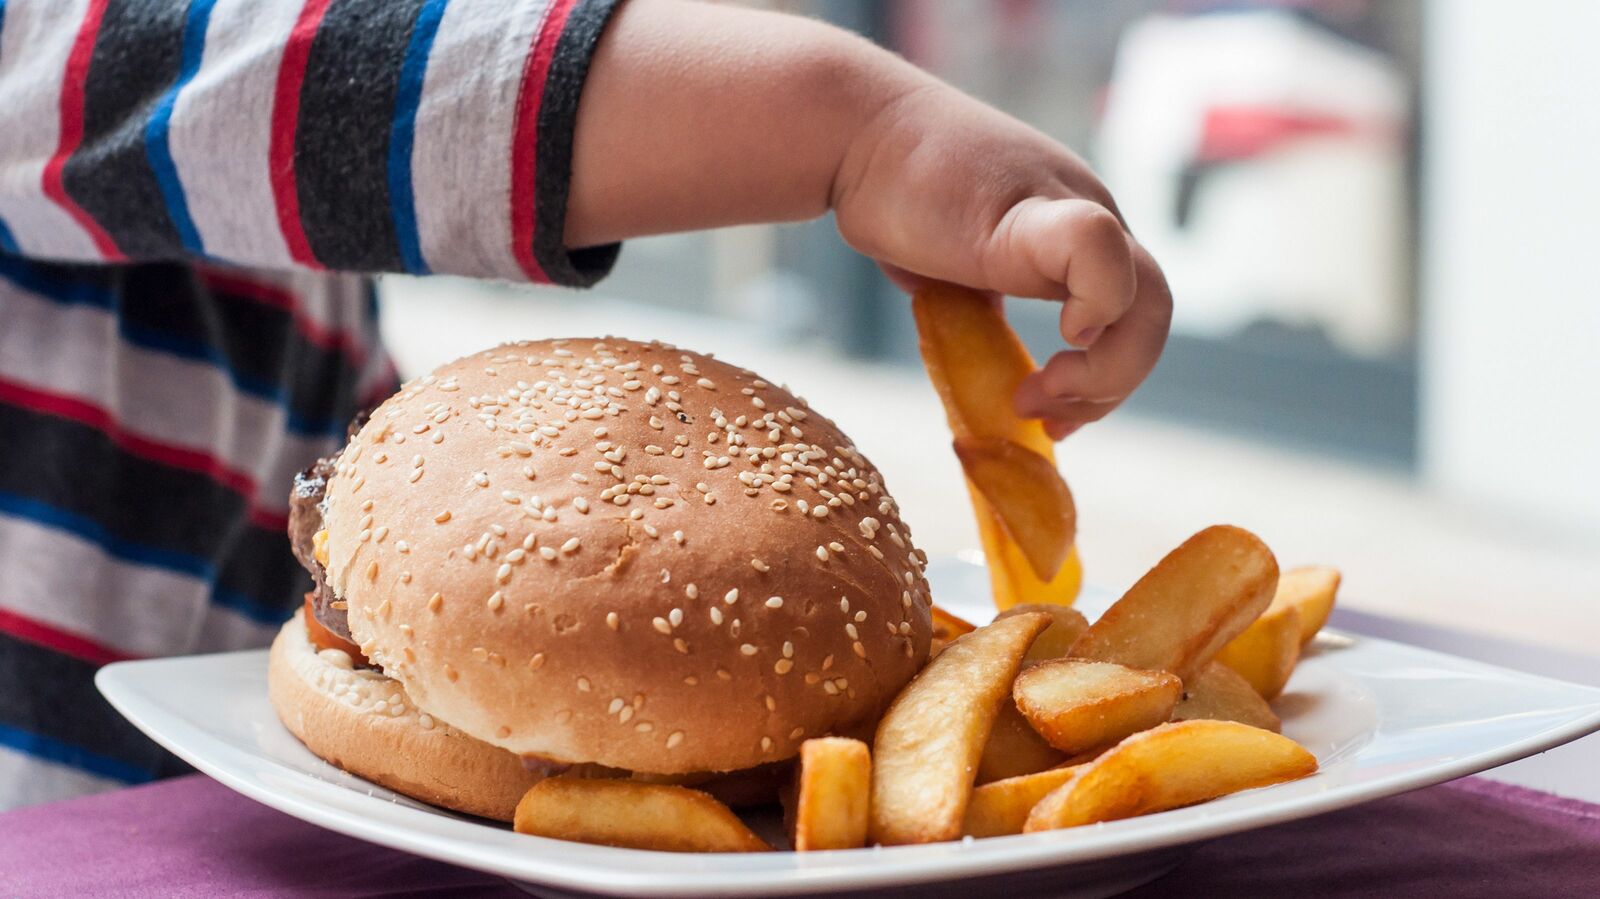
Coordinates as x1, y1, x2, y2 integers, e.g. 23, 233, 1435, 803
569, 0, 1171, 436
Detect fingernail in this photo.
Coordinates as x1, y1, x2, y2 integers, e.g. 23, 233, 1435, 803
1072, 326, 1104, 346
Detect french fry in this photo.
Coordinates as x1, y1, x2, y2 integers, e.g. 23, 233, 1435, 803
513, 778, 770, 852
870, 611, 1052, 845
1013, 660, 1183, 755
976, 701, 1064, 784
913, 284, 1082, 609
930, 605, 977, 655
1071, 525, 1279, 680
962, 764, 1085, 838
1272, 566, 1342, 645
1024, 720, 1317, 831
1215, 603, 1303, 700
997, 603, 1090, 662
791, 738, 872, 851
1172, 661, 1281, 733
954, 437, 1076, 581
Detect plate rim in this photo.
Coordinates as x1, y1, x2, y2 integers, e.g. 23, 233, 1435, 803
96, 628, 1600, 897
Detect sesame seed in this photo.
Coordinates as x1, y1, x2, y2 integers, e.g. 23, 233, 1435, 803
561, 537, 580, 554
761, 737, 773, 752
829, 542, 845, 553
529, 653, 545, 670
473, 472, 489, 487
774, 659, 793, 674
673, 530, 686, 545
496, 563, 512, 583
709, 607, 724, 625
845, 623, 859, 639
577, 677, 591, 692
666, 731, 684, 749
853, 641, 867, 658
487, 591, 505, 612
740, 644, 758, 656
619, 706, 634, 724
366, 560, 379, 580
539, 546, 557, 561
652, 617, 671, 634
782, 641, 794, 658
724, 589, 739, 605
608, 697, 625, 715
668, 608, 684, 627
673, 638, 689, 654
428, 593, 443, 612
684, 583, 699, 600
435, 510, 452, 523
573, 497, 589, 513
765, 596, 783, 609
815, 546, 829, 562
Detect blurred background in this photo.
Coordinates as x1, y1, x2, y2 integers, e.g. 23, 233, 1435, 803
381, 0, 1598, 651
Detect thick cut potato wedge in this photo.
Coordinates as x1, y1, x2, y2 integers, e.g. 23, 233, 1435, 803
1013, 659, 1182, 755
792, 738, 871, 851
1272, 566, 1341, 645
1171, 661, 1281, 732
1024, 720, 1317, 831
913, 284, 1082, 608
955, 437, 1076, 581
998, 603, 1090, 662
963, 764, 1085, 838
870, 611, 1052, 845
1215, 603, 1303, 700
1071, 525, 1278, 680
976, 700, 1064, 784
514, 778, 770, 852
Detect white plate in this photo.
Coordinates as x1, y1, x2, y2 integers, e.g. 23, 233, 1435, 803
97, 560, 1600, 898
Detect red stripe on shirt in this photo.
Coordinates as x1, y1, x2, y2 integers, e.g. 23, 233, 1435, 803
0, 608, 137, 666
0, 375, 286, 528
40, 0, 125, 263
197, 270, 367, 366
508, 0, 579, 283
269, 0, 334, 270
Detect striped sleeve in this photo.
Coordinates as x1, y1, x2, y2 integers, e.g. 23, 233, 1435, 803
0, 0, 620, 286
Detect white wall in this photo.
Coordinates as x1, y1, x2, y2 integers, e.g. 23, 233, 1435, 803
1422, 0, 1600, 535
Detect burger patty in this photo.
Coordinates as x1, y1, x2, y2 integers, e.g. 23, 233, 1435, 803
289, 455, 350, 643
288, 409, 372, 645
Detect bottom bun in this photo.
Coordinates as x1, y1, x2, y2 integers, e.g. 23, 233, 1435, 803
268, 613, 541, 821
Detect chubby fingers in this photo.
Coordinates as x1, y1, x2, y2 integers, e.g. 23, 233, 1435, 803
983, 196, 1137, 346
1016, 243, 1172, 430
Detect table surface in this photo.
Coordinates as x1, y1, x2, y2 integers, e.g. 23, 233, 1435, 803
2, 610, 1597, 898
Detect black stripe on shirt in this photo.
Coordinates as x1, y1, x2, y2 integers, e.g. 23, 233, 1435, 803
62, 0, 187, 259
213, 524, 311, 623
292, 0, 429, 272
532, 0, 621, 287
0, 631, 190, 782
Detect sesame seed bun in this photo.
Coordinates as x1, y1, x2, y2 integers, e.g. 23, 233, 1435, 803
267, 612, 542, 821
322, 339, 932, 774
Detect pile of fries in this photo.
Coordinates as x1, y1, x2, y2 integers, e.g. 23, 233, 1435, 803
510, 286, 1341, 853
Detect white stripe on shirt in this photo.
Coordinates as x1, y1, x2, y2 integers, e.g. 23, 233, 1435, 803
0, 0, 101, 260
0, 283, 338, 515
166, 0, 302, 268
0, 745, 126, 809
410, 0, 553, 281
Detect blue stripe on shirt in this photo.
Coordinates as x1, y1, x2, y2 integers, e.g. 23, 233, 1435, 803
0, 255, 341, 437
0, 216, 18, 255
0, 723, 154, 784
388, 0, 449, 275
145, 0, 217, 257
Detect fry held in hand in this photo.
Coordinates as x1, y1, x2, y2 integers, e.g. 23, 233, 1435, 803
963, 764, 1085, 838
1171, 661, 1281, 732
955, 437, 1076, 581
1024, 720, 1317, 831
1215, 603, 1303, 700
792, 738, 872, 852
1272, 566, 1342, 645
870, 611, 1052, 845
1013, 659, 1182, 756
1071, 525, 1278, 680
514, 778, 770, 853
913, 285, 1081, 608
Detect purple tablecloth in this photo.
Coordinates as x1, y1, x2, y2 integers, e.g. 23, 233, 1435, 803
1, 773, 1597, 897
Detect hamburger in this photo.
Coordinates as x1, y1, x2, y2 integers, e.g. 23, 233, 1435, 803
272, 338, 933, 821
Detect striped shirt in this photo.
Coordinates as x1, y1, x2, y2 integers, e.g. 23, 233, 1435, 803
0, 0, 619, 810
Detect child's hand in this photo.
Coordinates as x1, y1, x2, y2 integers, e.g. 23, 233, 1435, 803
831, 85, 1171, 440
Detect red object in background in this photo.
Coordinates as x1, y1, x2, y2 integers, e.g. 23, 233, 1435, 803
1195, 105, 1387, 163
